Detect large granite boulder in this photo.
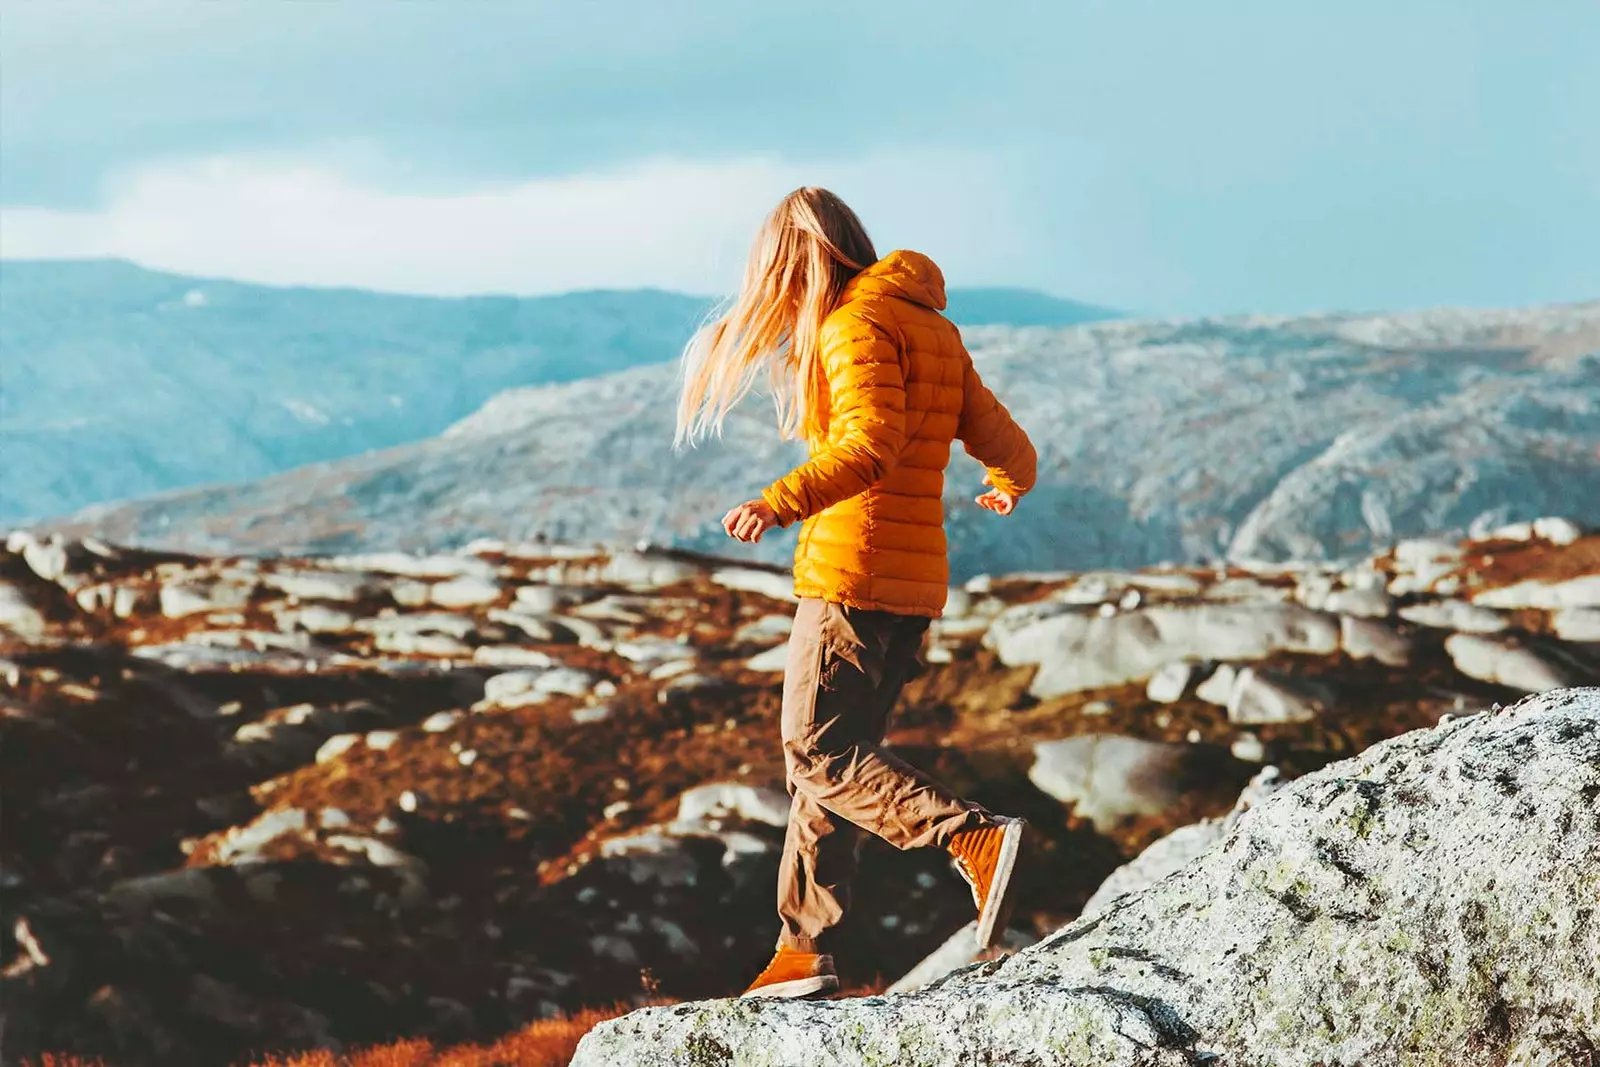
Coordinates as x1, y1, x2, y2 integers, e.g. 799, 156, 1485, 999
573, 688, 1600, 1066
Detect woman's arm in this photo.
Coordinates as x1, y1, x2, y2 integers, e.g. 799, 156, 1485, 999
760, 309, 907, 527
956, 353, 1037, 500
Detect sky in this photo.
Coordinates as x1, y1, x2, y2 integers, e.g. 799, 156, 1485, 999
2, 0, 1597, 316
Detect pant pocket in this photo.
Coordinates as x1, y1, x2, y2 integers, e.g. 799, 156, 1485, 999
819, 603, 889, 691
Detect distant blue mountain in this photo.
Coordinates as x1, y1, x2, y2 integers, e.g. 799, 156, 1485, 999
944, 287, 1118, 327
0, 260, 715, 521
0, 259, 1116, 521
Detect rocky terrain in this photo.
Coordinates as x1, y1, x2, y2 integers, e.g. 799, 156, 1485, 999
2, 521, 1596, 1065
0, 258, 1106, 524
44, 301, 1600, 575
576, 687, 1600, 1066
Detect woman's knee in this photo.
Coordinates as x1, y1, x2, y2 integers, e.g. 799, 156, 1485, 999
782, 734, 849, 788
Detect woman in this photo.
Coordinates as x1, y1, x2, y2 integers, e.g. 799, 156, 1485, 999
677, 187, 1038, 999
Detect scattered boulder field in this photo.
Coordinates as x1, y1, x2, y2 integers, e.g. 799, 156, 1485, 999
1, 522, 1596, 1065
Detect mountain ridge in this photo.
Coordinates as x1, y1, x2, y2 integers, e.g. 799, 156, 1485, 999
39, 299, 1600, 577
0, 258, 1115, 522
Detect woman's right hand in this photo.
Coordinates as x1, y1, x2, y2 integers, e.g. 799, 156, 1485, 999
722, 499, 781, 542
975, 473, 1018, 516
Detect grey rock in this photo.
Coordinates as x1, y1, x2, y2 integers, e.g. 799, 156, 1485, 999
129, 641, 329, 672
471, 645, 558, 668
1532, 516, 1584, 544
575, 689, 1600, 1067
1145, 662, 1193, 703
514, 584, 565, 615
568, 594, 651, 623
261, 569, 376, 603
1553, 607, 1600, 643
274, 603, 357, 634
551, 614, 613, 650
159, 578, 255, 618
428, 575, 502, 608
191, 629, 313, 653
1489, 516, 1585, 545
1445, 634, 1579, 692
710, 567, 798, 602
1397, 598, 1508, 633
315, 733, 362, 764
615, 636, 695, 669
112, 585, 143, 618
1319, 586, 1393, 618
391, 579, 432, 607
657, 671, 727, 705
0, 581, 46, 637
373, 631, 473, 658
478, 665, 599, 708
1028, 735, 1211, 831
420, 710, 463, 733
1473, 574, 1600, 610
209, 808, 311, 865
481, 669, 548, 707
733, 613, 794, 644
600, 551, 702, 589
14, 532, 69, 581
1226, 667, 1330, 724
76, 582, 117, 614
743, 644, 790, 673
1229, 732, 1267, 762
991, 602, 1340, 698
487, 607, 564, 642
1193, 663, 1238, 706
675, 782, 790, 829
1338, 615, 1413, 667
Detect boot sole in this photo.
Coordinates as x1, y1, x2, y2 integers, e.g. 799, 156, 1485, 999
974, 817, 1026, 950
740, 974, 840, 1000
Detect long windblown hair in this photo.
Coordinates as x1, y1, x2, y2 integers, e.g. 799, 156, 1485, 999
675, 186, 877, 448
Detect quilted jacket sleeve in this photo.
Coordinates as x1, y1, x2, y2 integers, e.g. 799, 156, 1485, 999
761, 307, 907, 526
957, 353, 1037, 497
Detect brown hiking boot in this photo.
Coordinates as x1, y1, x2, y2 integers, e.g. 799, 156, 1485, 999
740, 945, 840, 999
948, 817, 1027, 949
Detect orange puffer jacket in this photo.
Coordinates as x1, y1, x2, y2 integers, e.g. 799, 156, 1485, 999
761, 250, 1037, 617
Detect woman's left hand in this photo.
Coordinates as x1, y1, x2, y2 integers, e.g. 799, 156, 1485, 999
722, 500, 780, 543
975, 472, 1019, 516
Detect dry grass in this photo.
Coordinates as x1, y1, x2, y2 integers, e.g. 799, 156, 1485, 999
22, 1002, 644, 1067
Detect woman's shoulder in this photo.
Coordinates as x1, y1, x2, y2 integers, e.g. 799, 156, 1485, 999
825, 288, 900, 335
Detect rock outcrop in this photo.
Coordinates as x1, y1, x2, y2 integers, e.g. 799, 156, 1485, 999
574, 688, 1600, 1066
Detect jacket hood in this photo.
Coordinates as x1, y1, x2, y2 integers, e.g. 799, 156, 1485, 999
843, 249, 947, 311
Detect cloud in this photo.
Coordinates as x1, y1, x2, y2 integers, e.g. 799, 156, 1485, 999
0, 151, 1025, 297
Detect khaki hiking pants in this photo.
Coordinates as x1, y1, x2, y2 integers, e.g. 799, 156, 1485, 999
776, 598, 994, 953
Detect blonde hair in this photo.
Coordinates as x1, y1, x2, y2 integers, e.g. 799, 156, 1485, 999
675, 186, 877, 447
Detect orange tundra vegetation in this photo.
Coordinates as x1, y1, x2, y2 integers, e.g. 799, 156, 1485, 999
22, 1002, 646, 1067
